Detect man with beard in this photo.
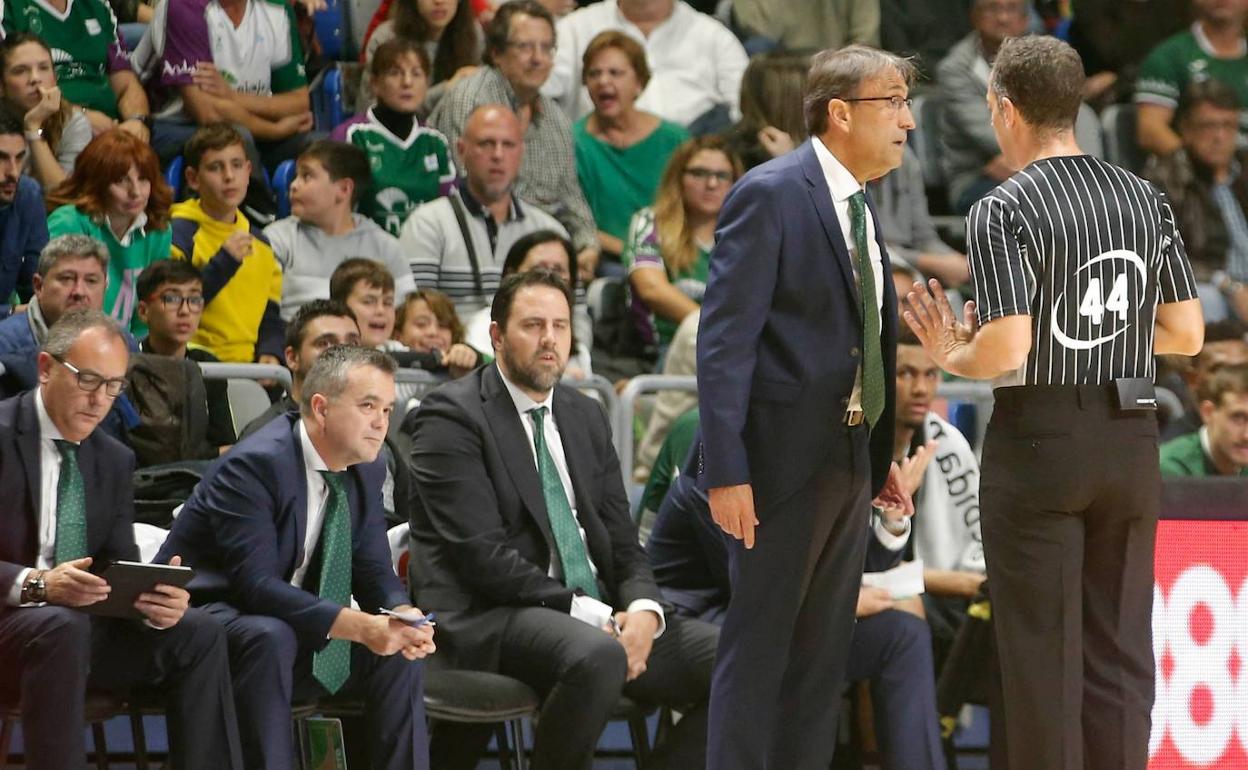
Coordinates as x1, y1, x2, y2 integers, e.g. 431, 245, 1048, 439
405, 268, 719, 770
0, 102, 48, 321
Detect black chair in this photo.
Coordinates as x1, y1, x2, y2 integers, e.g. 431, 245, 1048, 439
422, 669, 539, 770
128, 696, 319, 770
1, 691, 126, 770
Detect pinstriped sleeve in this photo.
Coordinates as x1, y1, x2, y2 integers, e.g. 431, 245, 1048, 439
968, 192, 1032, 325
1155, 195, 1198, 304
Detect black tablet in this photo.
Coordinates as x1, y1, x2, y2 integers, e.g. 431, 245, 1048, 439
82, 561, 195, 620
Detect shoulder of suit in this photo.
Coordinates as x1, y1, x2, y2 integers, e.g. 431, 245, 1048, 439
83, 428, 136, 469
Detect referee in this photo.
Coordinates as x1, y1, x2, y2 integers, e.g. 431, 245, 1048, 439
905, 37, 1204, 770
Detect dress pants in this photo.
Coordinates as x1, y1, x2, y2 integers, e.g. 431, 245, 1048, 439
430, 610, 718, 770
0, 605, 242, 770
203, 602, 429, 770
845, 609, 947, 770
708, 423, 872, 770
980, 385, 1159, 770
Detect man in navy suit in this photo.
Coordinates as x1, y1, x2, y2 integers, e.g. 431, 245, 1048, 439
698, 45, 917, 769
0, 309, 242, 770
157, 345, 436, 770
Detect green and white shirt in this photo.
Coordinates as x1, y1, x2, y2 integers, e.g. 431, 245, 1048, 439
1136, 22, 1248, 137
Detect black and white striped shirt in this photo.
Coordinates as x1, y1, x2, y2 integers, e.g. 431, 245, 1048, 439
968, 155, 1198, 387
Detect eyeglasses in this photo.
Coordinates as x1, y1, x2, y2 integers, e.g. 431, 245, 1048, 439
505, 40, 557, 57
840, 95, 914, 112
52, 355, 127, 397
684, 168, 734, 184
152, 292, 205, 312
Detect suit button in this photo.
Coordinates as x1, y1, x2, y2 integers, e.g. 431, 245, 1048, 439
850, 346, 860, 358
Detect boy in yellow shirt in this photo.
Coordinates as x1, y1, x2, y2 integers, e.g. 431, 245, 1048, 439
171, 123, 284, 364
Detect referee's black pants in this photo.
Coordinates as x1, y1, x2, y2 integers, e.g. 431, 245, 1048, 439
980, 384, 1159, 770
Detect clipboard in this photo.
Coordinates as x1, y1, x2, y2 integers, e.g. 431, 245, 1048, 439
82, 561, 195, 620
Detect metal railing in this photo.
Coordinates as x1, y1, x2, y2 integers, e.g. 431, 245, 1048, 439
198, 362, 293, 389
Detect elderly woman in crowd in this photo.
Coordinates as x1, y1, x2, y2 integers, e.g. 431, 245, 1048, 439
574, 30, 688, 262
46, 129, 172, 333
623, 135, 741, 356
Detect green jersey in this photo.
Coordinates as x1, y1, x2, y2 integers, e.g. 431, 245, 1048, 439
333, 111, 455, 237
1136, 24, 1248, 136
2, 0, 130, 117
622, 207, 710, 347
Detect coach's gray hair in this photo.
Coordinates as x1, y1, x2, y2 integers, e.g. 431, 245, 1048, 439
42, 308, 126, 358
299, 345, 398, 414
804, 45, 917, 136
37, 234, 110, 278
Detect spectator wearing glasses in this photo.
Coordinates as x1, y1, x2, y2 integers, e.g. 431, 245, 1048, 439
623, 136, 740, 355
134, 258, 237, 452
430, 0, 601, 280
0, 308, 245, 770
1146, 80, 1248, 323
937, 0, 1030, 213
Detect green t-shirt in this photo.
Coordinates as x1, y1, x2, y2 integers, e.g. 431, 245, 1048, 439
47, 204, 173, 335
337, 112, 455, 237
1159, 429, 1248, 478
639, 407, 700, 517
2, 0, 129, 117
621, 207, 710, 347
574, 117, 688, 246
1136, 25, 1248, 136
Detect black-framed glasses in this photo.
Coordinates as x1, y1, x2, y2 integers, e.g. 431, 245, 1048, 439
52, 355, 127, 397
684, 168, 734, 184
840, 95, 914, 112
152, 292, 205, 312
505, 40, 557, 56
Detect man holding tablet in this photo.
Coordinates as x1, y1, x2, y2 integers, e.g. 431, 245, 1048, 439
0, 308, 243, 770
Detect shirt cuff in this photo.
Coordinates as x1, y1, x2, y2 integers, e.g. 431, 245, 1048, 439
625, 599, 666, 638
570, 594, 614, 629
7, 567, 32, 606
873, 517, 912, 551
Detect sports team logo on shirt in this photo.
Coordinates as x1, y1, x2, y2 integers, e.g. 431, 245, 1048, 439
1050, 249, 1146, 352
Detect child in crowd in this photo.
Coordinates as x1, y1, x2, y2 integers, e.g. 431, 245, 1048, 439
329, 257, 397, 348
332, 38, 455, 237
170, 123, 284, 365
47, 129, 172, 334
265, 140, 415, 320
393, 288, 481, 378
134, 258, 235, 451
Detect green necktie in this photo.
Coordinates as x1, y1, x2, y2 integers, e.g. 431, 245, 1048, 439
529, 407, 600, 600
313, 471, 353, 695
53, 440, 88, 565
849, 191, 886, 430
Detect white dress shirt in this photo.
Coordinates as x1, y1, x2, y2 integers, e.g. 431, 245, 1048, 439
497, 366, 665, 637
291, 420, 334, 588
811, 136, 886, 415
545, 0, 748, 127
7, 389, 71, 606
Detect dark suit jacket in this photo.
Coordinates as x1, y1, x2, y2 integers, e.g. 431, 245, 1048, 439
0, 390, 139, 601
697, 139, 898, 503
155, 413, 408, 650
404, 364, 661, 669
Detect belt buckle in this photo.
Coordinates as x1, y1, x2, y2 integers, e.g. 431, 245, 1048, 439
843, 410, 864, 427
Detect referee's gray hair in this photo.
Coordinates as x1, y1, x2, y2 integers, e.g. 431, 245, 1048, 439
37, 234, 109, 277
299, 344, 398, 414
42, 308, 126, 358
804, 45, 917, 136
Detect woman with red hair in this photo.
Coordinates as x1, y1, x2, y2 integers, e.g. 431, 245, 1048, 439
47, 129, 173, 332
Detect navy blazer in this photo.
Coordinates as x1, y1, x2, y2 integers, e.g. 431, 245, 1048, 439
0, 391, 138, 600
156, 413, 408, 649
697, 139, 898, 502
405, 364, 661, 669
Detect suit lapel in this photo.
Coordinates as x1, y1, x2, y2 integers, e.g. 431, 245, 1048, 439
481, 368, 556, 549
16, 393, 42, 526
289, 419, 309, 574
801, 142, 862, 317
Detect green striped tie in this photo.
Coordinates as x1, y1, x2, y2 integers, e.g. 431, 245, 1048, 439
53, 440, 88, 565
313, 471, 353, 694
849, 191, 886, 430
530, 407, 600, 599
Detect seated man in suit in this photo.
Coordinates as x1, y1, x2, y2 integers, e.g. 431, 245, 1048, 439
156, 345, 436, 770
0, 308, 242, 770
406, 269, 719, 770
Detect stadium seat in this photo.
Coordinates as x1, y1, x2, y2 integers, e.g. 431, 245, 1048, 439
1101, 104, 1147, 174
311, 66, 346, 132
314, 0, 350, 61
1, 692, 126, 770
274, 159, 297, 218
165, 155, 185, 199
910, 94, 947, 190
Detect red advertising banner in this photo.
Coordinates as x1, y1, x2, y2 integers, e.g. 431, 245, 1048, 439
1150, 520, 1248, 769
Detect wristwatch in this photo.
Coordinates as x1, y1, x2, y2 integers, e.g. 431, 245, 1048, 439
122, 114, 153, 130
20, 570, 47, 604
24, 126, 43, 143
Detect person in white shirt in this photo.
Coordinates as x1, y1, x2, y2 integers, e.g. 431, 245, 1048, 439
544, 0, 748, 133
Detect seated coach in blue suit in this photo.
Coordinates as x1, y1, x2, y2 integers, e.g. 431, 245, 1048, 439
157, 345, 436, 770
0, 309, 242, 770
